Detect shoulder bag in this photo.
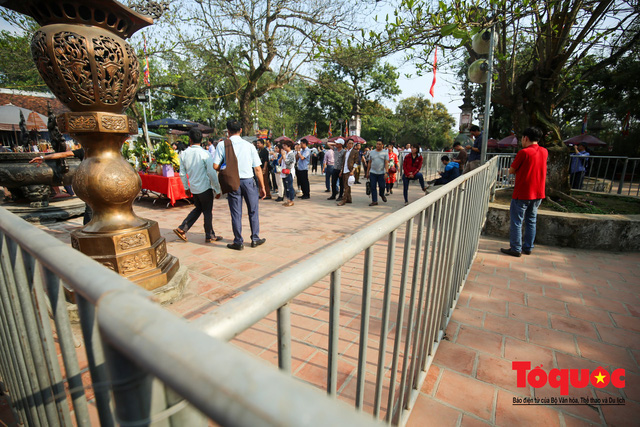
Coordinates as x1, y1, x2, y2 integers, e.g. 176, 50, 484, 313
218, 138, 241, 194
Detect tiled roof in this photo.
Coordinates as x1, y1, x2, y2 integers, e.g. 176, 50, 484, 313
0, 89, 69, 116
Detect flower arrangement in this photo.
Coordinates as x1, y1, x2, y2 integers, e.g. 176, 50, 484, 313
121, 142, 137, 169
153, 141, 180, 171
132, 138, 151, 171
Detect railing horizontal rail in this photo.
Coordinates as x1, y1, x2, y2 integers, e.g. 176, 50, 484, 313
192, 161, 492, 341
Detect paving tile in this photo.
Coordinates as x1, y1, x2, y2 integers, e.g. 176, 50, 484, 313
528, 324, 578, 355
459, 415, 492, 426
595, 389, 640, 427
611, 313, 640, 333
508, 279, 544, 295
468, 294, 508, 316
621, 371, 640, 403
596, 325, 640, 350
434, 370, 495, 421
406, 394, 460, 427
550, 314, 599, 340
532, 383, 601, 423
508, 303, 549, 326
476, 353, 531, 396
483, 313, 527, 340
581, 295, 628, 314
566, 303, 614, 326
490, 287, 526, 304
450, 306, 485, 328
504, 338, 555, 370
432, 340, 477, 375
420, 364, 441, 395
495, 389, 561, 427
562, 413, 602, 427
294, 350, 354, 392
456, 326, 503, 357
576, 336, 638, 373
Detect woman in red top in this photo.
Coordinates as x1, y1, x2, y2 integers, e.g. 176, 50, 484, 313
402, 144, 427, 205
386, 144, 398, 195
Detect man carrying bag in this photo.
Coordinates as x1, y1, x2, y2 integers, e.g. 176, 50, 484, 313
213, 119, 267, 250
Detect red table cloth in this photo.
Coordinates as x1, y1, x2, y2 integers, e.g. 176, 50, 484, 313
138, 172, 189, 206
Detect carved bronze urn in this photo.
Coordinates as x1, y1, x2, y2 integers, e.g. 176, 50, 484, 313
1, 0, 178, 289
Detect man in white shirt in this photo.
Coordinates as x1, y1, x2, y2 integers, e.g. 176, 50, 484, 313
173, 128, 222, 244
213, 119, 267, 250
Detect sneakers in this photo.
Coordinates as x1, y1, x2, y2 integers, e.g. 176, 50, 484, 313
500, 248, 522, 257
173, 228, 187, 242
250, 238, 266, 248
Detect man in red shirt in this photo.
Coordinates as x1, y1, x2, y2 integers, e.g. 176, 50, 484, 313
501, 127, 548, 257
402, 144, 427, 205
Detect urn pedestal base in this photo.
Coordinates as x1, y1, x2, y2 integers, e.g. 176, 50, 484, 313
70, 220, 179, 291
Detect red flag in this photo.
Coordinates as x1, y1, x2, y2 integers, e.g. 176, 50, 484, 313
429, 47, 438, 97
328, 121, 332, 137
143, 34, 151, 87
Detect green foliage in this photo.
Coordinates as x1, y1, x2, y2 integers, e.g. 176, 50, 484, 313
153, 141, 179, 168
0, 30, 44, 89
393, 95, 456, 149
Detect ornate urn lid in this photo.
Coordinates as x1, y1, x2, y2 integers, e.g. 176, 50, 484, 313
0, 0, 153, 38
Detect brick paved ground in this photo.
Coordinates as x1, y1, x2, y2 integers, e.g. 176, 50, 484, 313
30, 173, 640, 426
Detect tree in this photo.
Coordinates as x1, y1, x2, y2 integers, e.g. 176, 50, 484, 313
378, 0, 640, 195
393, 95, 455, 149
320, 46, 401, 118
164, 0, 367, 133
0, 12, 42, 89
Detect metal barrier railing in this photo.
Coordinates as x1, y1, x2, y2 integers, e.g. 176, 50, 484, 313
193, 158, 499, 425
0, 207, 379, 426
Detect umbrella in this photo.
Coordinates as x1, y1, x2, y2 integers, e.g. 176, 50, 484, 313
299, 135, 322, 144
0, 104, 48, 131
497, 135, 518, 148
185, 120, 215, 134
147, 118, 197, 130
274, 136, 293, 143
487, 138, 499, 149
563, 134, 607, 147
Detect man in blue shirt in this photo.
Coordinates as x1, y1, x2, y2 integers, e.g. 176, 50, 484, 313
173, 128, 222, 243
569, 142, 589, 189
464, 125, 482, 173
213, 119, 266, 250
426, 155, 461, 188
296, 138, 311, 199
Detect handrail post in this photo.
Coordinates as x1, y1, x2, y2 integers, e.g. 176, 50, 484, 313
617, 158, 629, 195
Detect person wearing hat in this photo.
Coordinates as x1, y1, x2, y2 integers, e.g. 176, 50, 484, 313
328, 139, 345, 200
569, 142, 589, 189
338, 138, 359, 206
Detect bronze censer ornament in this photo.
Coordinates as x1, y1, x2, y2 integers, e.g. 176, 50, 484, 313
1, 0, 179, 289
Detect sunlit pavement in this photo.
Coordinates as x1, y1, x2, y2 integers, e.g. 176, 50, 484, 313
37, 173, 640, 426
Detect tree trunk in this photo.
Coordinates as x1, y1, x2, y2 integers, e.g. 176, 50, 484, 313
238, 97, 253, 136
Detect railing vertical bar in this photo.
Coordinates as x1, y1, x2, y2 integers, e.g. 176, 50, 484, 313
423, 199, 443, 361
617, 159, 629, 195
373, 231, 397, 419
603, 158, 612, 193
385, 218, 414, 424
397, 211, 426, 416
0, 251, 28, 426
11, 245, 62, 426
409, 208, 433, 390
445, 184, 467, 322
429, 195, 451, 349
434, 194, 453, 335
327, 269, 341, 396
277, 302, 292, 373
29, 259, 73, 426
355, 247, 374, 410
43, 269, 92, 426
75, 295, 114, 426
416, 206, 436, 374
3, 238, 49, 427
594, 157, 602, 191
